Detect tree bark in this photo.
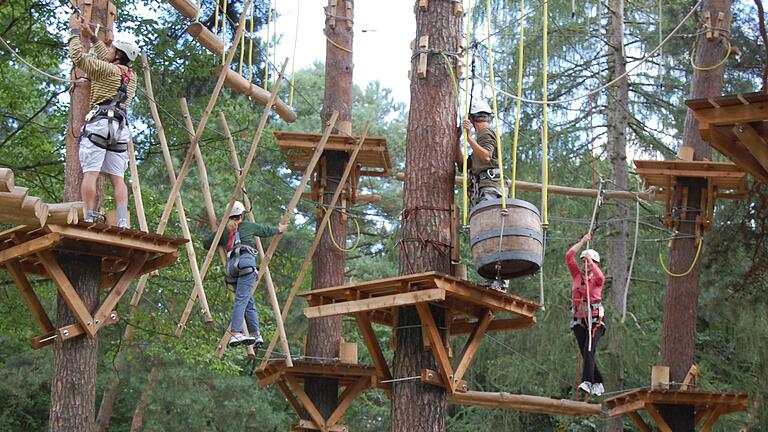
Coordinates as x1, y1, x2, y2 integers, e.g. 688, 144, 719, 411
48, 254, 101, 432
660, 0, 731, 428
129, 361, 161, 432
303, 0, 354, 423
604, 0, 629, 430
391, 2, 460, 431
50, 1, 111, 430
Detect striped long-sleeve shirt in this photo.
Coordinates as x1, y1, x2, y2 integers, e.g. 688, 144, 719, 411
67, 35, 138, 108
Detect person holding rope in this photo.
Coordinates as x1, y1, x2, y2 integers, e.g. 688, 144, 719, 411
204, 201, 286, 348
456, 99, 508, 292
566, 233, 606, 396
67, 14, 140, 227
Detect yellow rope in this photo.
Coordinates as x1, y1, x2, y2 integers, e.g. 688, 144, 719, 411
510, 0, 526, 200
195, 0, 202, 21
325, 31, 353, 53
289, 0, 300, 107
264, 0, 272, 89
440, 52, 459, 99
690, 36, 731, 72
327, 211, 361, 253
541, 0, 549, 225
239, 16, 245, 75
272, 1, 277, 78
485, 0, 506, 209
659, 237, 703, 277
221, 0, 228, 65
214, 0, 220, 39
247, 1, 254, 80
462, 0, 474, 225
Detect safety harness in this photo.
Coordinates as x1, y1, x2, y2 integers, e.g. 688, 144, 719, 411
82, 66, 132, 153
224, 221, 258, 286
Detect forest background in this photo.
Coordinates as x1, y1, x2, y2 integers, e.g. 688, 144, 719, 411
0, 0, 766, 430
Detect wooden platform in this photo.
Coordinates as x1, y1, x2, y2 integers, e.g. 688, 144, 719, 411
275, 131, 391, 207
686, 91, 768, 183
255, 360, 377, 432
634, 159, 748, 230
605, 388, 748, 432
0, 223, 185, 348
300, 272, 541, 394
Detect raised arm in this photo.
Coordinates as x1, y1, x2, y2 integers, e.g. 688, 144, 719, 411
566, 233, 591, 277
67, 15, 116, 80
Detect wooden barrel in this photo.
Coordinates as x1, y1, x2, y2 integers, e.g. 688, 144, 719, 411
469, 198, 543, 279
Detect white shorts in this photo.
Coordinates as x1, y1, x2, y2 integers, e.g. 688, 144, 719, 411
79, 118, 130, 176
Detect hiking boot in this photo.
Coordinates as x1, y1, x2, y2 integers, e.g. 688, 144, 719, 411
578, 381, 592, 394
591, 383, 605, 396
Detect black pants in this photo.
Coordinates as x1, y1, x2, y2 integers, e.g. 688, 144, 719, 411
572, 323, 605, 384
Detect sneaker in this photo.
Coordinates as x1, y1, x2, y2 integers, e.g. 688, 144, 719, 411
252, 334, 264, 349
117, 218, 129, 229
228, 333, 247, 347
489, 280, 508, 293
591, 383, 605, 396
240, 334, 257, 346
84, 211, 106, 224
578, 381, 592, 394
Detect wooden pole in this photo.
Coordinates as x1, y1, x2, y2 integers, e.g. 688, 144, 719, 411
258, 123, 370, 369
448, 391, 602, 416
154, 0, 251, 239
211, 112, 339, 361
141, 53, 213, 323
175, 59, 289, 333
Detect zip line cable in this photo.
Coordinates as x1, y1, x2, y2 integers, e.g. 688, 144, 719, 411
0, 35, 87, 84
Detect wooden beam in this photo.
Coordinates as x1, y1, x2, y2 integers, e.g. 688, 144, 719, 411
0, 233, 60, 265
626, 412, 652, 432
326, 376, 370, 427
453, 309, 493, 384
708, 126, 768, 182
433, 278, 537, 317
450, 316, 535, 335
680, 364, 699, 391
284, 374, 327, 430
355, 312, 392, 380
5, 261, 54, 333
36, 251, 96, 338
644, 403, 672, 432
607, 398, 646, 417
57, 310, 119, 342
693, 100, 768, 128
305, 288, 446, 319
0, 168, 14, 192
99, 251, 179, 289
91, 252, 147, 331
294, 419, 347, 432
415, 303, 455, 393
733, 123, 768, 172
421, 368, 467, 393
699, 406, 726, 432
449, 390, 602, 416
46, 225, 176, 255
276, 380, 304, 416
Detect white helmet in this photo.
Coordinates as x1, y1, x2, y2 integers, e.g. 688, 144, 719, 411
229, 201, 246, 218
580, 249, 600, 263
112, 38, 140, 62
469, 100, 493, 117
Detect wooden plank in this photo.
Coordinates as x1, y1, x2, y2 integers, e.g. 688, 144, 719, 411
691, 100, 768, 128
99, 251, 179, 289
607, 398, 646, 417
699, 406, 725, 432
57, 310, 119, 342
0, 233, 60, 265
644, 403, 672, 432
36, 251, 96, 338
92, 253, 147, 331
421, 368, 468, 393
415, 303, 455, 393
5, 261, 54, 332
276, 380, 304, 416
284, 374, 327, 430
708, 126, 768, 182
45, 225, 176, 255
298, 272, 442, 300
305, 288, 446, 319
434, 278, 538, 317
627, 412, 652, 432
453, 309, 493, 384
733, 123, 768, 173
355, 312, 392, 380
449, 390, 602, 416
635, 167, 745, 179
451, 316, 536, 335
326, 376, 370, 427
294, 419, 347, 432
417, 35, 429, 78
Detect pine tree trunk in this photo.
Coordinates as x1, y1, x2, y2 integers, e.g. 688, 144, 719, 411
303, 0, 354, 423
48, 254, 101, 432
604, 0, 629, 430
96, 325, 136, 432
391, 2, 460, 431
659, 0, 730, 428
129, 362, 161, 432
50, 1, 111, 429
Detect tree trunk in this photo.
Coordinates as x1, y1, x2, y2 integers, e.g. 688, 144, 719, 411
303, 0, 354, 423
129, 361, 161, 432
659, 0, 730, 428
48, 254, 101, 432
391, 2, 460, 431
604, 0, 629, 430
50, 1, 111, 430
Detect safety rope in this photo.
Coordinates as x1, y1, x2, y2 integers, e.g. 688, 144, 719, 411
324, 29, 353, 53
440, 52, 460, 99
239, 9, 246, 75
510, 0, 526, 200
584, 177, 604, 351
461, 0, 474, 226
0, 35, 87, 84
621, 197, 641, 322
248, 1, 254, 80
221, 0, 228, 65
327, 211, 361, 253
659, 236, 703, 277
485, 0, 506, 209
264, 0, 273, 89
540, 0, 549, 226
289, 0, 300, 107
690, 35, 731, 71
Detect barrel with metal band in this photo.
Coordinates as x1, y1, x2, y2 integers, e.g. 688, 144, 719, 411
81, 67, 132, 153
469, 198, 543, 280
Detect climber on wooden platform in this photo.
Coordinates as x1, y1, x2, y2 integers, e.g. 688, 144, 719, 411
67, 14, 139, 227
566, 233, 606, 397
204, 201, 286, 348
456, 99, 509, 292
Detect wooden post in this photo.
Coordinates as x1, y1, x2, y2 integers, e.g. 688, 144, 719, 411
258, 125, 370, 368
141, 54, 212, 324
175, 59, 288, 334
651, 365, 670, 389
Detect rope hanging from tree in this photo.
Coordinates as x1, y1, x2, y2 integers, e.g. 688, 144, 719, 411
461, 0, 475, 225
584, 177, 604, 351
509, 0, 526, 200
485, 0, 507, 209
